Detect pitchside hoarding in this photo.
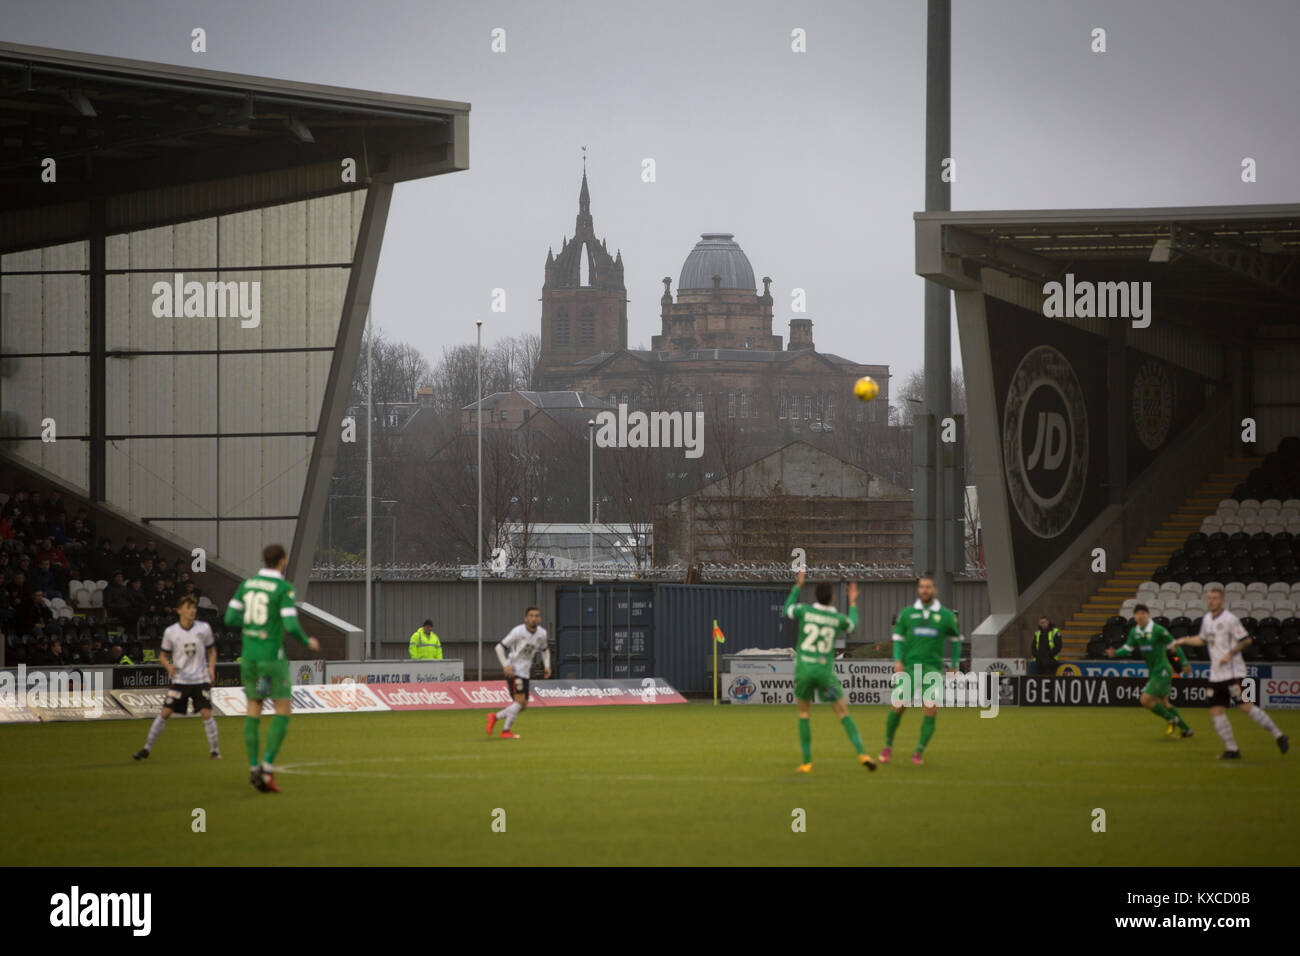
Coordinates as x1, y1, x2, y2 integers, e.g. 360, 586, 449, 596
323, 660, 464, 685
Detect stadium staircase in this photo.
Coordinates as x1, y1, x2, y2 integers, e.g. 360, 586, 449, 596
1059, 456, 1259, 658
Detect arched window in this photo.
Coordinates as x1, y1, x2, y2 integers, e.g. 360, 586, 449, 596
579, 308, 595, 346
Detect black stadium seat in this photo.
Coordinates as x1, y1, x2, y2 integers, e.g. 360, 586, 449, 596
1169, 616, 1192, 638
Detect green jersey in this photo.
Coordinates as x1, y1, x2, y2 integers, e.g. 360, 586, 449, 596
784, 585, 857, 672
223, 569, 309, 662
892, 600, 961, 668
1114, 621, 1186, 676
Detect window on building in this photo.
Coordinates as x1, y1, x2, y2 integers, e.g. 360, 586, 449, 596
728, 392, 736, 418
500, 410, 508, 422
778, 393, 787, 419
579, 309, 595, 346
804, 395, 812, 420
609, 392, 618, 407
696, 391, 705, 415
555, 311, 570, 345
856, 402, 865, 422
739, 392, 748, 419
826, 398, 835, 422
815, 394, 823, 422
621, 391, 630, 407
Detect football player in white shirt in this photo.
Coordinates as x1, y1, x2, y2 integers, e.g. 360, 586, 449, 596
486, 606, 550, 739
133, 596, 220, 760
1170, 585, 1288, 759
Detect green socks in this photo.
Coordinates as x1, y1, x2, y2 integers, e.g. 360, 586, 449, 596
798, 717, 812, 762
918, 715, 936, 751
841, 714, 865, 754
885, 708, 902, 746
1165, 705, 1189, 731
1152, 702, 1171, 721
243, 717, 260, 767
264, 714, 290, 764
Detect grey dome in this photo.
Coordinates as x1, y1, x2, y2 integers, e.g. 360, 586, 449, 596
678, 233, 756, 291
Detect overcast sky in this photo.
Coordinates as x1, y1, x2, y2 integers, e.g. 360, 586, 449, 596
7, 0, 1299, 386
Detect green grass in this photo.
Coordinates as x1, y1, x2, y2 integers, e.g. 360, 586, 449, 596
2, 703, 1297, 866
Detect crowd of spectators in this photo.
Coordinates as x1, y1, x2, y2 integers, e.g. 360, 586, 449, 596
0, 486, 220, 666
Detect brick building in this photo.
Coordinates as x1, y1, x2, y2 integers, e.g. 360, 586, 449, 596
537, 172, 890, 431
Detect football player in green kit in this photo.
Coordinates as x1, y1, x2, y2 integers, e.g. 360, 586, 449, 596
1106, 602, 1193, 739
224, 543, 319, 792
882, 574, 962, 765
784, 570, 876, 774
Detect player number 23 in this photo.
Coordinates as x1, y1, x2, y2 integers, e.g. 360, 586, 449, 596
800, 623, 835, 654
244, 591, 269, 626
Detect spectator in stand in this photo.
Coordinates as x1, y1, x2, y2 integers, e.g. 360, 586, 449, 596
137, 556, 155, 584
118, 536, 142, 577
36, 537, 68, 571
77, 507, 96, 542
11, 585, 43, 635
8, 489, 29, 518
0, 551, 11, 584
31, 637, 56, 666
0, 586, 13, 633
142, 538, 161, 567
149, 576, 173, 615
49, 512, 68, 545
33, 558, 59, 599
90, 639, 111, 664
65, 639, 89, 665
0, 513, 12, 541
125, 577, 148, 628
104, 571, 132, 619
87, 537, 117, 581
109, 642, 133, 665
66, 517, 89, 552
48, 638, 68, 666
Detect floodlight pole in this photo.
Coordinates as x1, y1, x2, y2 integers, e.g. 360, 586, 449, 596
365, 310, 373, 661
476, 319, 484, 680
588, 419, 595, 585
922, 0, 954, 602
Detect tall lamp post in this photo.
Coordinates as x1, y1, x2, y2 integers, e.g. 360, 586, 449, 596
476, 319, 484, 680
588, 418, 595, 585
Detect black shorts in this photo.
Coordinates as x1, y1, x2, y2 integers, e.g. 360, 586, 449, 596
1209, 679, 1243, 708
505, 676, 530, 699
164, 683, 212, 715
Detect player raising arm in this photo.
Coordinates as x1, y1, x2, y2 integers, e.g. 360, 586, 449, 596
1106, 603, 1192, 739
487, 605, 550, 739
1169, 585, 1288, 758
786, 570, 875, 773
224, 543, 319, 793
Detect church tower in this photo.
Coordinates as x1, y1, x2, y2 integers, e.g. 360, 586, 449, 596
540, 167, 628, 366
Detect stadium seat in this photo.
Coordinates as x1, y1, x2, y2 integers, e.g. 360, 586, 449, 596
1243, 523, 1265, 535
1169, 616, 1192, 638
1086, 634, 1108, 658
1263, 498, 1283, 511
1119, 599, 1138, 617
1204, 580, 1225, 593
1180, 582, 1203, 596
1246, 581, 1269, 596
1159, 581, 1182, 597
1220, 522, 1243, 536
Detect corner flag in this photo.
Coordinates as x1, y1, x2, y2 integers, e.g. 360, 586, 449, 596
713, 620, 725, 644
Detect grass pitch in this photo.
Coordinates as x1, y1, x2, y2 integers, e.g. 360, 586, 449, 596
2, 703, 1297, 866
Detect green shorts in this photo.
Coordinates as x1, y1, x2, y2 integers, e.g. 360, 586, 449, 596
242, 659, 291, 700
893, 663, 945, 707
1143, 671, 1173, 700
794, 669, 843, 703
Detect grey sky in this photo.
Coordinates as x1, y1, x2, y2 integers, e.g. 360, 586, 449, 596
6, 0, 1299, 386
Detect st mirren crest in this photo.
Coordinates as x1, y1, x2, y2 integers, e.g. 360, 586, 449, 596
1132, 359, 1174, 451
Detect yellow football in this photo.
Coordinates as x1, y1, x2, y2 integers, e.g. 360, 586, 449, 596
853, 376, 879, 402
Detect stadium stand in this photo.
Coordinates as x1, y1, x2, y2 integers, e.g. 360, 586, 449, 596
1, 480, 246, 666
1070, 439, 1300, 663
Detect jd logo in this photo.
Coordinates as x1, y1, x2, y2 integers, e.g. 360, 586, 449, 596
1025, 411, 1067, 471
1004, 346, 1089, 538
